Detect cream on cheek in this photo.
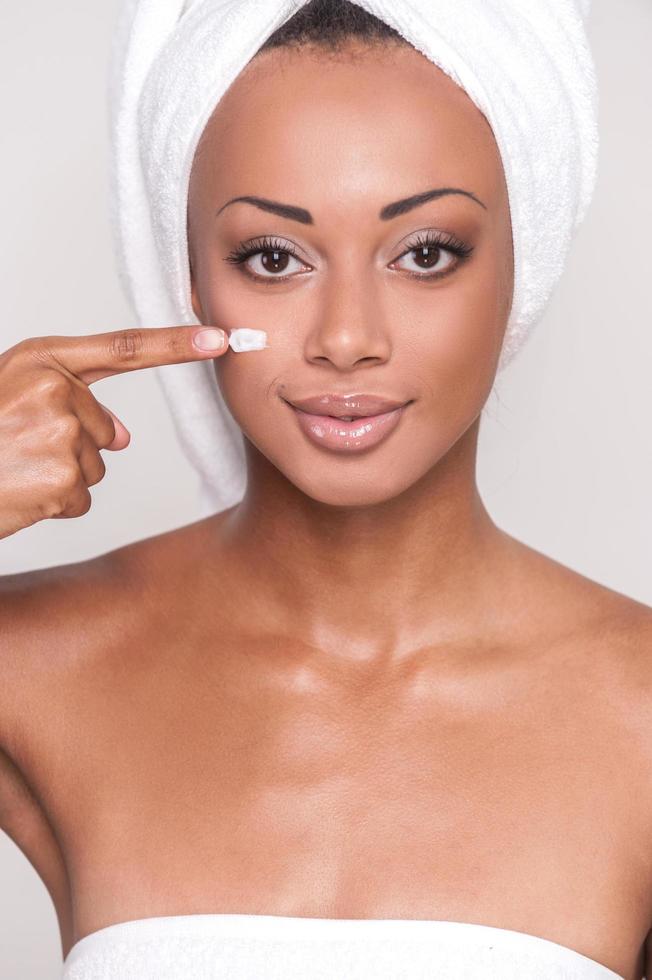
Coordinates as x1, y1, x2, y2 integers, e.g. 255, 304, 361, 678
228, 327, 268, 352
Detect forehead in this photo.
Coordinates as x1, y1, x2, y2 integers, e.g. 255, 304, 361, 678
190, 42, 504, 209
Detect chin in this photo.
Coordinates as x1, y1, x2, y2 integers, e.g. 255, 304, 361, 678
278, 462, 423, 509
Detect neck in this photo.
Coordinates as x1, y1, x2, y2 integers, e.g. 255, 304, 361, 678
217, 419, 515, 660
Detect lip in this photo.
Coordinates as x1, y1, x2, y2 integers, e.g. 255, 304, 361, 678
285, 392, 407, 418
283, 392, 410, 454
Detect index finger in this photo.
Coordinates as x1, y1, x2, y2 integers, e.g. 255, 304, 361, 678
31, 325, 229, 385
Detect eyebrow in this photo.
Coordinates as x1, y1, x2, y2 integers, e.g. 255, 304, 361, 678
215, 187, 487, 224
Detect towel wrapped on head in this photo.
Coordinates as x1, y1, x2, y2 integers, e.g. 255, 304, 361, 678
107, 0, 599, 515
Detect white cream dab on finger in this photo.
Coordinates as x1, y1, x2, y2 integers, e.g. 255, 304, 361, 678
228, 328, 268, 352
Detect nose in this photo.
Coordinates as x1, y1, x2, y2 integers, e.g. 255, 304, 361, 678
303, 270, 392, 371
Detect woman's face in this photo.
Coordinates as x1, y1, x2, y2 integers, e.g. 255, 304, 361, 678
188, 41, 513, 507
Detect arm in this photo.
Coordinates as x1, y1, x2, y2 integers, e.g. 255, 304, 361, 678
0, 569, 76, 958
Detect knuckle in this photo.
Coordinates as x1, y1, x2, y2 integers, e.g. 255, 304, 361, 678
11, 336, 39, 355
52, 461, 81, 493
34, 371, 70, 398
40, 496, 68, 519
14, 337, 53, 366
70, 490, 92, 517
110, 329, 144, 363
166, 331, 187, 358
44, 487, 91, 520
39, 464, 83, 518
55, 414, 84, 446
39, 499, 63, 519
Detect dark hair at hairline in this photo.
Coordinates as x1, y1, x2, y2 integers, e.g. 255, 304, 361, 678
256, 0, 408, 55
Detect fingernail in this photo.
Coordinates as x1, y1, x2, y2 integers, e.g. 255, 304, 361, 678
194, 328, 226, 351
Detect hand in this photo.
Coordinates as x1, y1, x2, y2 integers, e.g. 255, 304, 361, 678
0, 326, 228, 539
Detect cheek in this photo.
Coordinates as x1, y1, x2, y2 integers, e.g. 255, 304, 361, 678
194, 264, 290, 431
196, 266, 271, 331
194, 262, 298, 369
213, 350, 286, 450
392, 255, 510, 470
402, 258, 509, 411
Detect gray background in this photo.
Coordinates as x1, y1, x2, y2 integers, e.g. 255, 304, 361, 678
1, 0, 650, 975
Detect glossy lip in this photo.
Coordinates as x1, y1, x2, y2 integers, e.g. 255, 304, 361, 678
283, 393, 411, 454
284, 392, 407, 419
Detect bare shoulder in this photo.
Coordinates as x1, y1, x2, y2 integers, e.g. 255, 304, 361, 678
0, 514, 228, 939
514, 534, 652, 700
0, 512, 225, 750
564, 556, 652, 662
508, 532, 652, 633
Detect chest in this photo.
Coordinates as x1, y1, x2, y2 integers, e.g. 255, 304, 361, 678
16, 640, 652, 977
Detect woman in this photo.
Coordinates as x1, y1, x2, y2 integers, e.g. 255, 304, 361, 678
1, 1, 650, 978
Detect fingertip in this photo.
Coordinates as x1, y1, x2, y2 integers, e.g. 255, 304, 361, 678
193, 328, 227, 353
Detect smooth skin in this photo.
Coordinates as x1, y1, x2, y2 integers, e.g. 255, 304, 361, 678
1, 38, 652, 979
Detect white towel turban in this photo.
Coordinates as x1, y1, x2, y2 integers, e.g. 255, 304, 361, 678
107, 0, 599, 517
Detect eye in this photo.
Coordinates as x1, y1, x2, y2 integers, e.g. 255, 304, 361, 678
224, 236, 310, 282
223, 230, 474, 285
390, 230, 474, 280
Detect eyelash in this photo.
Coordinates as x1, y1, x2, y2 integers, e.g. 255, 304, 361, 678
223, 231, 474, 284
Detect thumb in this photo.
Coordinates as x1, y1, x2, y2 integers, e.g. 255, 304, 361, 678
97, 401, 131, 451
